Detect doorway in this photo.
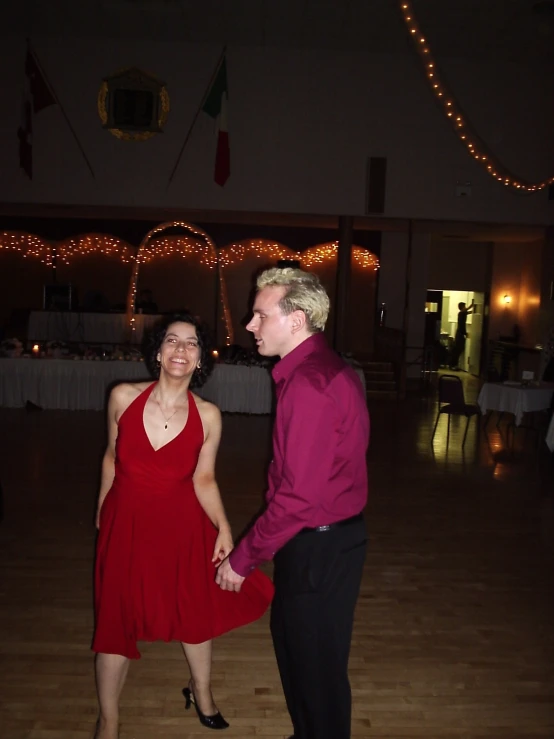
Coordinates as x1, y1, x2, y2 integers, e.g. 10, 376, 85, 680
426, 289, 485, 375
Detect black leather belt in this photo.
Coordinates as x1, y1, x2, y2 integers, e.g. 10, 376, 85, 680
299, 512, 363, 535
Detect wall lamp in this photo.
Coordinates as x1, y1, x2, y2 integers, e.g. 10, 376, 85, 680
503, 294, 512, 305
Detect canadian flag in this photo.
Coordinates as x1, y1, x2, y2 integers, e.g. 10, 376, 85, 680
17, 47, 56, 179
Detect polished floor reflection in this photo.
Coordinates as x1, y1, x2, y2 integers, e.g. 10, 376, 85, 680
0, 385, 553, 738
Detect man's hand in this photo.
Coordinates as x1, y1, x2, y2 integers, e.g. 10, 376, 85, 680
215, 556, 245, 593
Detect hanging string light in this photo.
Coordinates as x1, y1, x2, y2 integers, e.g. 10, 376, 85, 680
0, 232, 54, 265
218, 239, 379, 271
399, 1, 554, 193
56, 234, 134, 265
219, 240, 295, 267
0, 232, 134, 269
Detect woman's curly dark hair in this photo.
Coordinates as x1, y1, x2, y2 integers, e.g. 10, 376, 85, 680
145, 311, 215, 389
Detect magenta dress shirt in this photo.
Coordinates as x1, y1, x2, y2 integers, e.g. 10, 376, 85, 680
229, 333, 370, 577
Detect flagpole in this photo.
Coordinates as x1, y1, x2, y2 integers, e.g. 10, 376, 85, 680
166, 46, 226, 190
28, 40, 96, 180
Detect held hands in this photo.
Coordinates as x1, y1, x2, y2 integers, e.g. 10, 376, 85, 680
212, 523, 245, 592
211, 525, 234, 565
215, 556, 245, 593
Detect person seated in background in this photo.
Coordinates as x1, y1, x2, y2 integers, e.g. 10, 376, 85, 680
136, 288, 159, 314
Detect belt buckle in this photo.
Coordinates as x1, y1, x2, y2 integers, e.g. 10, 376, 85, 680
315, 524, 331, 532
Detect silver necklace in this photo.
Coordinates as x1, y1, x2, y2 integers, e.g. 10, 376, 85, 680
153, 392, 180, 430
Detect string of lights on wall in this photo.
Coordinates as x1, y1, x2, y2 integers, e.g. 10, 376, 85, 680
218, 240, 380, 271
1, 232, 380, 346
218, 240, 294, 267
300, 242, 380, 271
2, 232, 380, 272
399, 0, 554, 193
56, 235, 135, 264
56, 234, 135, 264
0, 232, 55, 265
0, 232, 134, 266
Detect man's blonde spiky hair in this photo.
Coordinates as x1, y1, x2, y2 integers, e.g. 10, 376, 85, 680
256, 267, 330, 332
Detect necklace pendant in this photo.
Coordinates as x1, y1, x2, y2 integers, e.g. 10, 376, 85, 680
164, 422, 168, 430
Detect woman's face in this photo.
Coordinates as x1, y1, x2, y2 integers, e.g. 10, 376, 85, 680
157, 322, 201, 379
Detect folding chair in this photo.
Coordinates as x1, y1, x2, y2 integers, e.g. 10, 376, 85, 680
431, 374, 480, 447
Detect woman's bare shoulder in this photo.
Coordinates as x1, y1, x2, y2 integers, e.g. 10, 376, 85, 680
191, 393, 221, 423
110, 381, 154, 412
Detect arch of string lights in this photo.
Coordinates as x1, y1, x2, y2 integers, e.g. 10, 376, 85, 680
399, 0, 554, 193
127, 221, 234, 345
136, 235, 217, 266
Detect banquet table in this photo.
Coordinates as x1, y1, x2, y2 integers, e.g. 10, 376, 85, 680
477, 381, 554, 426
0, 358, 150, 411
27, 311, 161, 345
0, 358, 366, 413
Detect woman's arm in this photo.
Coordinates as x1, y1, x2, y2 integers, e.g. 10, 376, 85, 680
95, 384, 125, 528
193, 400, 233, 561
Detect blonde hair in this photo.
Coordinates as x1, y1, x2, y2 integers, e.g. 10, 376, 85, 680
256, 267, 330, 332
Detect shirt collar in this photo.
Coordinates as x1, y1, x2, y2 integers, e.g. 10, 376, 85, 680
272, 333, 327, 383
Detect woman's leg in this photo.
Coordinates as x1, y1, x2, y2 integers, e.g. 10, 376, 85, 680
94, 653, 130, 739
181, 639, 218, 715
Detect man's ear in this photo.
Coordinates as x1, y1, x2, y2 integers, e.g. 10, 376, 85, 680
290, 310, 307, 334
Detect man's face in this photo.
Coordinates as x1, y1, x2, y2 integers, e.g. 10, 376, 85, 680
246, 285, 295, 358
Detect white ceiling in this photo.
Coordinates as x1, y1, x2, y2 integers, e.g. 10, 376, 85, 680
3, 0, 554, 63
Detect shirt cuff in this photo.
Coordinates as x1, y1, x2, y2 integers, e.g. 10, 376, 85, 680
229, 546, 256, 578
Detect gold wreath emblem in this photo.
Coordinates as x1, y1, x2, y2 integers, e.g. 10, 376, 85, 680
97, 72, 170, 142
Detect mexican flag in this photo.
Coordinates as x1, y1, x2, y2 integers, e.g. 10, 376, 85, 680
202, 56, 230, 187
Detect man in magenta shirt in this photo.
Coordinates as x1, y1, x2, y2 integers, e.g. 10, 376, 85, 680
216, 267, 369, 739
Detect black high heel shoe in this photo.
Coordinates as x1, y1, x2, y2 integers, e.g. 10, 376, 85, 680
182, 686, 230, 730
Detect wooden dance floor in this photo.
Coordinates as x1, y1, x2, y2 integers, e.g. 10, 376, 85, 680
1, 378, 553, 738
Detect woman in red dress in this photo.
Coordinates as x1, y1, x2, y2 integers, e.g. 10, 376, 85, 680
92, 313, 273, 739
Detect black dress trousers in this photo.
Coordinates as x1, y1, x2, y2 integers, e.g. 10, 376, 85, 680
270, 517, 367, 739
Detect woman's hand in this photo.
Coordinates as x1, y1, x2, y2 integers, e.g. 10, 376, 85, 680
212, 526, 234, 564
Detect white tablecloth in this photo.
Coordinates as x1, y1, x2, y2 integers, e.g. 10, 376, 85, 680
0, 359, 367, 413
477, 382, 554, 426
200, 364, 274, 414
27, 311, 161, 345
0, 358, 151, 411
